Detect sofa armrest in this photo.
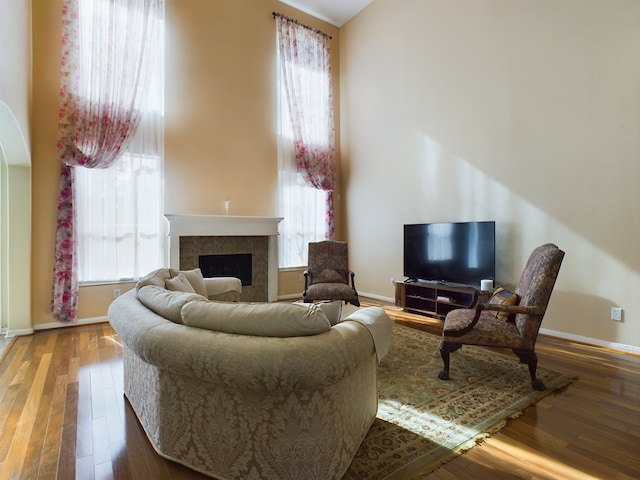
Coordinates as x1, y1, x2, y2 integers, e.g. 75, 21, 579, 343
343, 307, 392, 361
204, 277, 241, 301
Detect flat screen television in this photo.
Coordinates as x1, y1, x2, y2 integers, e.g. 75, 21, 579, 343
403, 221, 495, 285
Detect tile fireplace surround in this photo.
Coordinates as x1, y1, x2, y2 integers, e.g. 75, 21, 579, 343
165, 214, 283, 302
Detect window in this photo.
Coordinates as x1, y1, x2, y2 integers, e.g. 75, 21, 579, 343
277, 90, 328, 268
276, 16, 334, 268
75, 152, 164, 282
75, 0, 165, 283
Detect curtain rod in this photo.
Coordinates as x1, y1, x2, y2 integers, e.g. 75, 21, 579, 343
272, 12, 332, 40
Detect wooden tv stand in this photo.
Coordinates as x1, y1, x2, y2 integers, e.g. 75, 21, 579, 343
395, 280, 482, 320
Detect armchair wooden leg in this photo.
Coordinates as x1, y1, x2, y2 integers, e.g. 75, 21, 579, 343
438, 342, 462, 380
513, 348, 546, 391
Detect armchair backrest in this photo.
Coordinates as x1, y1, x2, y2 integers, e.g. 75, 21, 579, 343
514, 243, 565, 343
307, 241, 350, 285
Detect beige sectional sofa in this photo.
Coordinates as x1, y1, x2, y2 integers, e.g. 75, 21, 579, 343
108, 268, 393, 480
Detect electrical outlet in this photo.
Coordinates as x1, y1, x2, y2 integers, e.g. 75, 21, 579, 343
113, 288, 121, 299
298, 274, 304, 282
390, 277, 395, 286
611, 307, 623, 322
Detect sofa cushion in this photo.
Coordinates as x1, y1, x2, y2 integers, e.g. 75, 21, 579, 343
165, 272, 196, 293
138, 285, 207, 324
170, 268, 208, 298
181, 301, 332, 337
488, 287, 519, 321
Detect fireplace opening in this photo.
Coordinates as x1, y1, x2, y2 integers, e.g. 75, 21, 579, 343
199, 253, 252, 286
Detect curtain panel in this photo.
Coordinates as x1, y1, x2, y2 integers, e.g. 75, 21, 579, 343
52, 0, 163, 322
275, 14, 336, 239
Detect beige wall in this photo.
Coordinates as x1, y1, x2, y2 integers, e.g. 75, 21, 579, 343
32, 0, 64, 327
30, 0, 341, 326
278, 267, 307, 299
341, 0, 640, 349
164, 0, 341, 219
25, 0, 639, 349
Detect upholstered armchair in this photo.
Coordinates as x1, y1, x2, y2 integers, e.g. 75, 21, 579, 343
303, 241, 360, 307
438, 243, 565, 390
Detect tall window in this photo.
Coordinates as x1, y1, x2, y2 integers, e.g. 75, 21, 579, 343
277, 94, 327, 267
74, 1, 165, 283
52, 0, 164, 322
276, 14, 336, 268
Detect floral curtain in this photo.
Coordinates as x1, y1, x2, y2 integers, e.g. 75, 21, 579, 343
275, 14, 336, 239
52, 0, 163, 322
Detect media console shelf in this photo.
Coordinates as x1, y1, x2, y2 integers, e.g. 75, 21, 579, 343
395, 280, 481, 320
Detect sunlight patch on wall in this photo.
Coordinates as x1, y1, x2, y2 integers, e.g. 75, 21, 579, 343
415, 131, 638, 344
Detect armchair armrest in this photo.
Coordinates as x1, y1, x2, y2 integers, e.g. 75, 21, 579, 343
303, 270, 310, 294
478, 303, 545, 316
349, 270, 358, 291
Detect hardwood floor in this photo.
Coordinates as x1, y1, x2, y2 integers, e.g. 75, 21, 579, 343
0, 309, 638, 480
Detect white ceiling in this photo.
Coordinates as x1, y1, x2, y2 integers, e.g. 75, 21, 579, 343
278, 0, 374, 27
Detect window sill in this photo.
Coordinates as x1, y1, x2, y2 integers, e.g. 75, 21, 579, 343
79, 279, 137, 287
279, 266, 308, 272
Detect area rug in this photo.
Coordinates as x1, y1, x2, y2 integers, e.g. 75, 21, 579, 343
343, 324, 575, 480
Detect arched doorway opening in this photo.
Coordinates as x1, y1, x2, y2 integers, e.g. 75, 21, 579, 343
0, 100, 32, 336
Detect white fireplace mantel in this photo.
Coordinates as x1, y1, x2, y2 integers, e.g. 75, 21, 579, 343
165, 214, 283, 301
166, 214, 283, 237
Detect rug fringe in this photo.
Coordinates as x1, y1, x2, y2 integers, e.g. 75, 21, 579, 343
405, 376, 578, 480
347, 324, 579, 480
406, 419, 509, 479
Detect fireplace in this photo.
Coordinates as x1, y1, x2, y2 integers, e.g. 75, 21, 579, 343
199, 253, 253, 286
166, 214, 283, 302
180, 235, 267, 301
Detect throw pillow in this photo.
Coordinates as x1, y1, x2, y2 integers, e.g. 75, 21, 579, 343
136, 268, 172, 290
488, 287, 519, 321
181, 301, 331, 337
170, 268, 208, 298
166, 273, 196, 293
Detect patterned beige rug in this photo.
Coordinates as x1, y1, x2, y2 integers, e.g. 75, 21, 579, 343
344, 324, 575, 480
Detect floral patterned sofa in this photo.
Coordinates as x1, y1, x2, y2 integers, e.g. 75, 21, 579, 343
108, 268, 392, 480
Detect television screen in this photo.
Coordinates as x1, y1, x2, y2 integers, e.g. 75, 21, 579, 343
403, 221, 495, 285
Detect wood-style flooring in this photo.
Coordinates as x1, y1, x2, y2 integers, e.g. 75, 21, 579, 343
0, 307, 638, 480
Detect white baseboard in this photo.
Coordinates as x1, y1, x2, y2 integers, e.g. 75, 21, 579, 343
277, 293, 303, 301
277, 292, 396, 304
360, 292, 395, 304
34, 316, 109, 332
5, 328, 34, 337
539, 328, 640, 355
